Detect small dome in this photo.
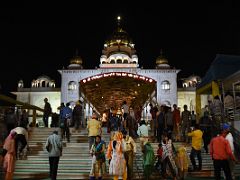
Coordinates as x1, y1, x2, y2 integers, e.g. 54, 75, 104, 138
156, 56, 168, 65
36, 75, 51, 81
18, 79, 24, 88
155, 50, 170, 69
156, 50, 169, 65
70, 56, 83, 65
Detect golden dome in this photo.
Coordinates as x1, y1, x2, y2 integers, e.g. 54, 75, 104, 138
70, 56, 83, 65
105, 16, 133, 47
105, 28, 133, 46
156, 56, 169, 65
156, 50, 169, 65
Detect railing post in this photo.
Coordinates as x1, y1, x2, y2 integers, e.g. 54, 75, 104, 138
32, 109, 36, 127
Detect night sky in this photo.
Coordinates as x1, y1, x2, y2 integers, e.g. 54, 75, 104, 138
0, 1, 240, 94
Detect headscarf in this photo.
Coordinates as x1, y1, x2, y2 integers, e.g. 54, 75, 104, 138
3, 130, 16, 153
9, 130, 17, 139
114, 131, 123, 141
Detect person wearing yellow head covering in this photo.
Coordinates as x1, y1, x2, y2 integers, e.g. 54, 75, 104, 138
107, 131, 127, 180
176, 144, 189, 180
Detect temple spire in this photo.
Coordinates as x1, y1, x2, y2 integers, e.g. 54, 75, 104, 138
160, 49, 164, 57
117, 16, 122, 31
75, 48, 79, 57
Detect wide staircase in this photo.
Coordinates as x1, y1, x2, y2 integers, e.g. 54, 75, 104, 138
13, 127, 240, 180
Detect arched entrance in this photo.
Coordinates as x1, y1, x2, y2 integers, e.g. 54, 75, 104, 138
80, 72, 156, 114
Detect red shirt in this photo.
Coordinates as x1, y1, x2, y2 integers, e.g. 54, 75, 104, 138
157, 147, 163, 158
210, 135, 234, 160
173, 109, 180, 124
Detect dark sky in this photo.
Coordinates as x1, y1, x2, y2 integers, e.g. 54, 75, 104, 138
0, 1, 240, 93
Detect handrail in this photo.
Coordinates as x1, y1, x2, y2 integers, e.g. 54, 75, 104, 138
0, 94, 44, 112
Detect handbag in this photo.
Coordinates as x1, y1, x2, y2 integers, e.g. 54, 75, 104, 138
46, 142, 52, 152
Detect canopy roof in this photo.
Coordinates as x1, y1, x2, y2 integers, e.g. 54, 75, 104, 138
0, 94, 43, 112
80, 74, 156, 114
197, 54, 240, 89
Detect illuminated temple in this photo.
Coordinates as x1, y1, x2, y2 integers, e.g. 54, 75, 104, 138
59, 16, 180, 117
9, 17, 240, 180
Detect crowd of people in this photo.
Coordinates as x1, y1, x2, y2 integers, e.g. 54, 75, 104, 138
0, 97, 239, 180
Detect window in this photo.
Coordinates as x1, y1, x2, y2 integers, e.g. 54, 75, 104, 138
161, 80, 170, 90
110, 59, 115, 64
116, 59, 122, 63
42, 81, 46, 87
68, 81, 77, 90
123, 59, 128, 64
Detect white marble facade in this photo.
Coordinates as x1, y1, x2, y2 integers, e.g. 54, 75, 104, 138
59, 68, 179, 109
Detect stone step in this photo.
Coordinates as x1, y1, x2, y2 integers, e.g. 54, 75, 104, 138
14, 127, 240, 179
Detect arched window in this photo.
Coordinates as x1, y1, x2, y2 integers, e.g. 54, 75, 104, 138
110, 59, 115, 64
123, 59, 128, 64
49, 81, 55, 88
68, 81, 77, 90
132, 61, 137, 64
116, 59, 122, 63
102, 61, 106, 64
161, 80, 170, 90
42, 81, 46, 87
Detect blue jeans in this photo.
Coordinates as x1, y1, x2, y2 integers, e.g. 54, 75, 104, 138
89, 136, 96, 150
190, 147, 202, 170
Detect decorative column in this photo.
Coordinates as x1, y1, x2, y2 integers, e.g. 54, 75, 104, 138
156, 79, 161, 105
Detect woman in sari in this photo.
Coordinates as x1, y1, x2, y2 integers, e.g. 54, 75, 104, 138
176, 144, 189, 180
3, 130, 17, 180
107, 131, 127, 180
89, 135, 106, 180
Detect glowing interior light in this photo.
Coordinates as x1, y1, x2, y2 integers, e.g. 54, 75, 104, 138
81, 72, 156, 83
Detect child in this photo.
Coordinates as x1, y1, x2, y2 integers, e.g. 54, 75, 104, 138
143, 142, 155, 180
155, 143, 163, 171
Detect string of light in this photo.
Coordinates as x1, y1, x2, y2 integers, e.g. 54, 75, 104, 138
81, 72, 155, 83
